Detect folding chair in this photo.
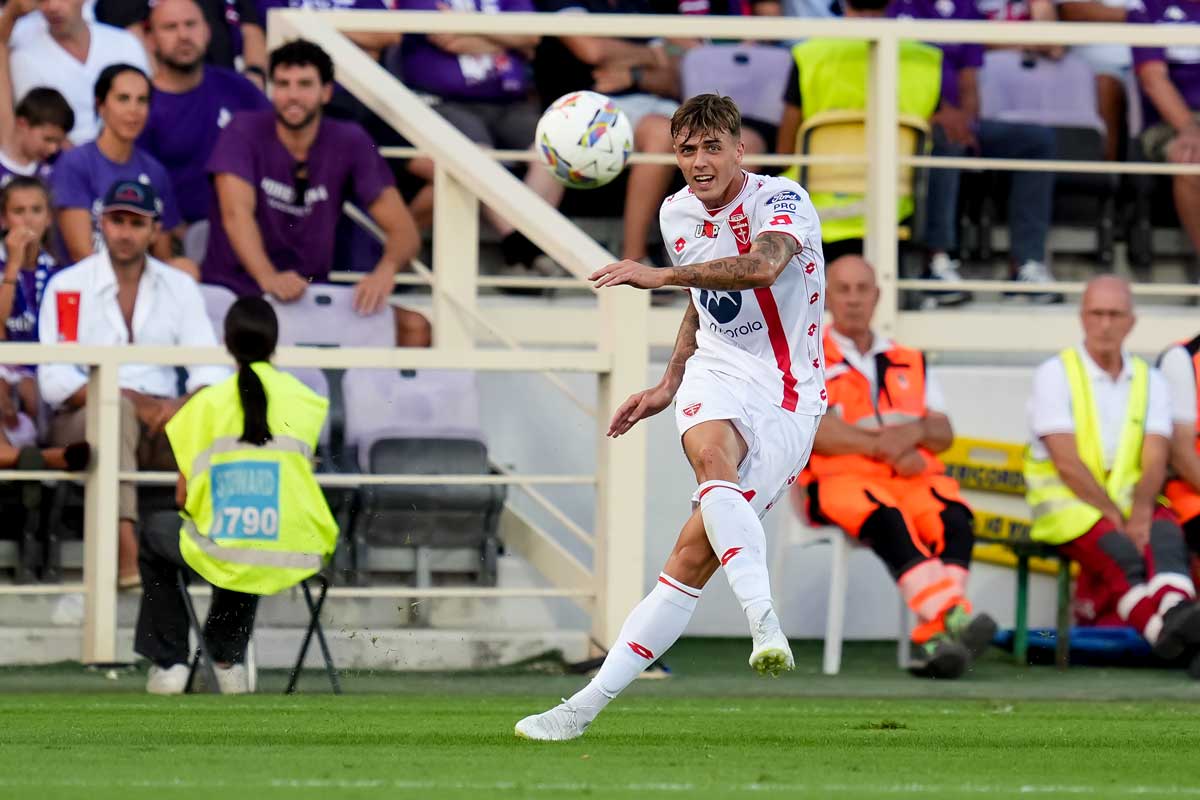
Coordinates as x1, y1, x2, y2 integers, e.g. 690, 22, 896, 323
178, 570, 342, 694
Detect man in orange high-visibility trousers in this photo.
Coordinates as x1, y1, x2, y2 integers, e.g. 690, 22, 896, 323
797, 255, 996, 679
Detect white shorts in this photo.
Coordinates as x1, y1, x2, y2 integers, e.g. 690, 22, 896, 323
674, 368, 819, 519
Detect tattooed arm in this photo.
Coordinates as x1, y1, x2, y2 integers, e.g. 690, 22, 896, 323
606, 303, 699, 437
589, 232, 799, 291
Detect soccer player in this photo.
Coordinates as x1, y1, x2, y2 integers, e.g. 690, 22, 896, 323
515, 94, 826, 741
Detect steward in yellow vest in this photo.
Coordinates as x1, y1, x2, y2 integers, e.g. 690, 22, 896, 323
776, 0, 942, 249
1023, 277, 1200, 670
798, 256, 995, 680
134, 297, 337, 695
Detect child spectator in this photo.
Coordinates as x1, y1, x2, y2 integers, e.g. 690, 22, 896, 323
50, 63, 195, 277
0, 176, 88, 471
0, 88, 74, 185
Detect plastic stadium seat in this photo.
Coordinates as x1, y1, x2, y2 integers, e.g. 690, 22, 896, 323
199, 283, 237, 343
341, 368, 504, 589
680, 44, 791, 128
972, 50, 1118, 265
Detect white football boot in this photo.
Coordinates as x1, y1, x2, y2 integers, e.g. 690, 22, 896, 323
748, 607, 794, 677
146, 663, 189, 695
514, 699, 596, 741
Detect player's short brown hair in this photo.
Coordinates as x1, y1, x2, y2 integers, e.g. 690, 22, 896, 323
670, 94, 742, 143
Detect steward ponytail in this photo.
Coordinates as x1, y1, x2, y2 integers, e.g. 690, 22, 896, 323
223, 297, 279, 445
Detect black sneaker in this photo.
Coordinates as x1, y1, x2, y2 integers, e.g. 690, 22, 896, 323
943, 604, 998, 660
1152, 601, 1200, 661
1188, 650, 1200, 680
907, 633, 969, 679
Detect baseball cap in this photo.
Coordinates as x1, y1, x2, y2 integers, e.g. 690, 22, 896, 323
100, 179, 162, 219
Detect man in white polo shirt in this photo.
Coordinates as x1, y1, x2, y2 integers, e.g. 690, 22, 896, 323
1025, 275, 1200, 675
2, 0, 149, 144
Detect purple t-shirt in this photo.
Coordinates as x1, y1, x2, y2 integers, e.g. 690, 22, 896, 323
888, 0, 985, 109
255, 0, 387, 28
1130, 0, 1200, 128
396, 0, 535, 101
3, 249, 58, 344
50, 142, 182, 231
203, 111, 395, 296
138, 66, 270, 224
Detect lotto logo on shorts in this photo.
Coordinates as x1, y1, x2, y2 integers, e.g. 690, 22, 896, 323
808, 323, 817, 336
810, 292, 820, 304
682, 402, 702, 417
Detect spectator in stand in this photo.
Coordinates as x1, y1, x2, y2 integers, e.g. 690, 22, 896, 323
51, 64, 196, 276
1129, 0, 1200, 267
1056, 0, 1130, 161
3, 0, 149, 144
204, 40, 430, 346
0, 88, 74, 185
533, 0, 686, 266
94, 0, 267, 87
0, 176, 90, 472
888, 0, 1058, 304
138, 0, 268, 260
395, 0, 566, 279
38, 179, 228, 589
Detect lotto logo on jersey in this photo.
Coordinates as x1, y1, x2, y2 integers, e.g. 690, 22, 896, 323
805, 262, 816, 274
674, 237, 686, 254
695, 220, 719, 239
728, 212, 750, 247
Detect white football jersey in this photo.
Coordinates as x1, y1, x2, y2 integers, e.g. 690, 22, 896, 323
660, 171, 827, 416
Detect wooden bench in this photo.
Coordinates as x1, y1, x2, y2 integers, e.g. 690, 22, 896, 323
940, 437, 1073, 669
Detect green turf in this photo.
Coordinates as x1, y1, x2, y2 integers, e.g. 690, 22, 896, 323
3, 640, 1200, 799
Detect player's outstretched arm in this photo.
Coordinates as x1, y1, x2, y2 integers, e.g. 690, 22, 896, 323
589, 232, 798, 291
607, 303, 699, 438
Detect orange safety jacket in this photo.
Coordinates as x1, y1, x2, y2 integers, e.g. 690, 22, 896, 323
804, 331, 944, 482
1164, 336, 1200, 523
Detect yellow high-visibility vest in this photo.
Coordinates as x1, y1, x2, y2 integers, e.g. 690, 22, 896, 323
1023, 347, 1148, 545
787, 37, 943, 243
164, 362, 337, 594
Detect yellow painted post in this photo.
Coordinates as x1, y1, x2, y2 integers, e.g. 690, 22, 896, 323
81, 362, 121, 664
866, 34, 900, 337
592, 288, 649, 646
432, 166, 480, 350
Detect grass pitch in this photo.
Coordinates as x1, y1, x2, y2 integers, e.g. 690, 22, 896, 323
3, 640, 1200, 800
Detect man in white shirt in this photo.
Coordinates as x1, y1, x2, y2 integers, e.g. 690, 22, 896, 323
38, 180, 227, 588
1157, 335, 1200, 564
1025, 276, 1200, 673
804, 255, 996, 679
4, 0, 150, 144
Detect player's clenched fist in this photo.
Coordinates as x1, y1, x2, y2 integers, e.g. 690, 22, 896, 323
607, 382, 674, 437
590, 259, 670, 290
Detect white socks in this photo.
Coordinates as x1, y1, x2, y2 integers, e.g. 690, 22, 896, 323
568, 572, 702, 722
696, 479, 774, 625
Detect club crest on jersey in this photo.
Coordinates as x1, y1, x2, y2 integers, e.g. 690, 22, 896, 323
728, 212, 750, 247
699, 289, 743, 324
695, 220, 720, 239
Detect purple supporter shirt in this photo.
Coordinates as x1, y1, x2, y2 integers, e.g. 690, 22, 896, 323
1129, 0, 1200, 128
3, 248, 58, 346
887, 0, 985, 109
255, 0, 387, 29
49, 142, 182, 231
138, 66, 270, 224
396, 0, 535, 101
203, 111, 395, 296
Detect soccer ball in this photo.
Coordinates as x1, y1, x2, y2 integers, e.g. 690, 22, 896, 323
535, 91, 633, 190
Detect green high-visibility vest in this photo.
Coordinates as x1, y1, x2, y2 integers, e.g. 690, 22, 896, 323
787, 38, 942, 243
1023, 347, 1148, 545
164, 362, 338, 595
